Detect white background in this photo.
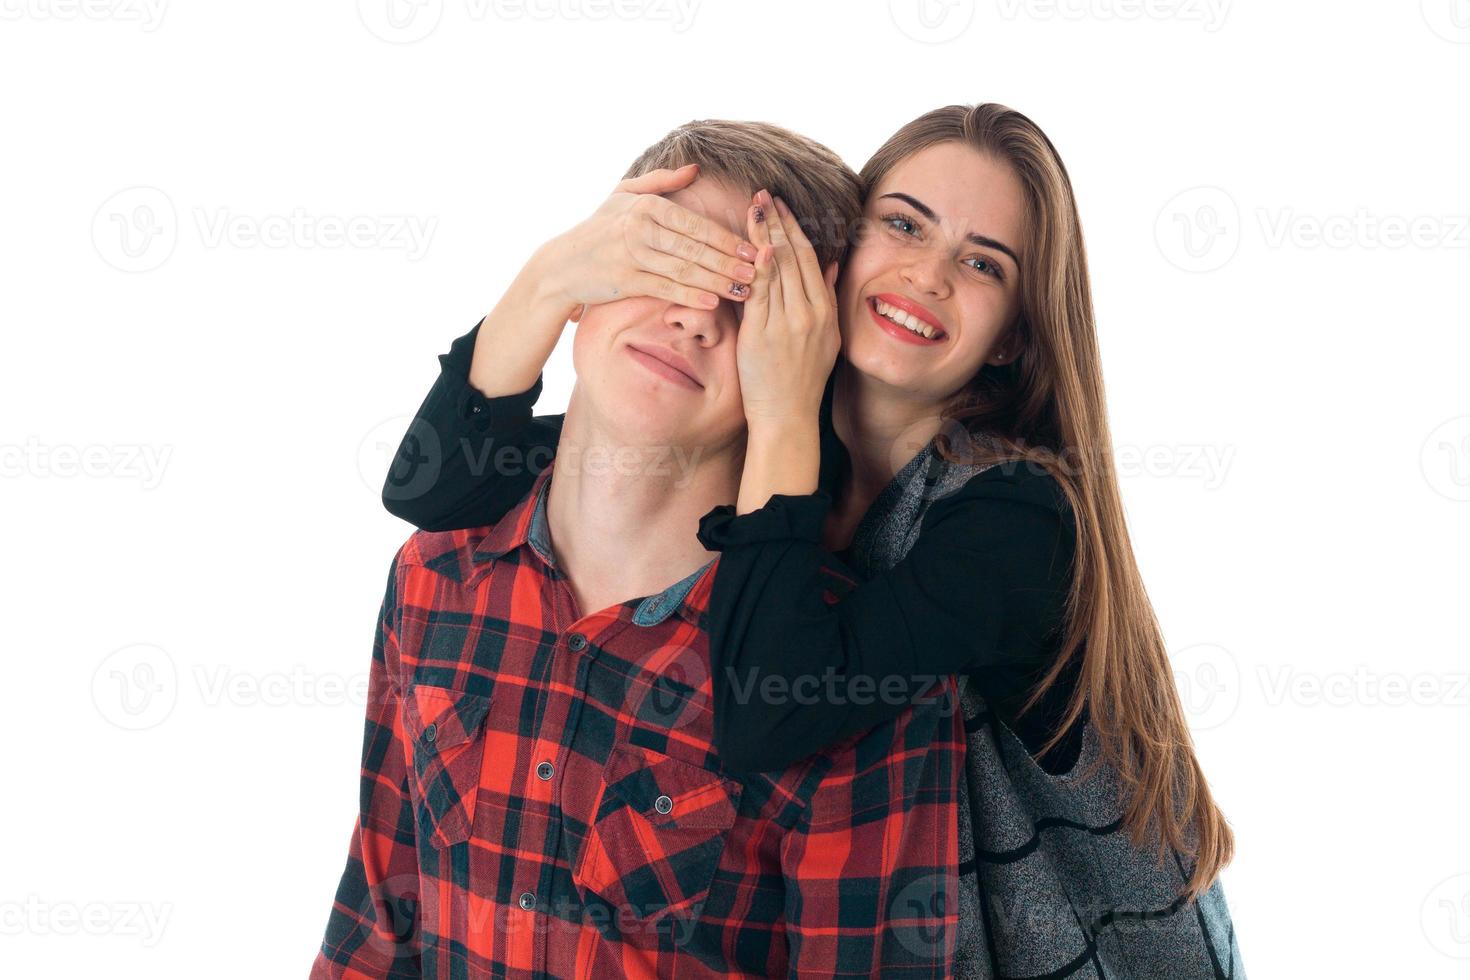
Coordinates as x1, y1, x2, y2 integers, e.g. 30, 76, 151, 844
2, 1, 1467, 976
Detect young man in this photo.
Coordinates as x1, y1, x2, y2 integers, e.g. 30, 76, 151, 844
311, 122, 965, 978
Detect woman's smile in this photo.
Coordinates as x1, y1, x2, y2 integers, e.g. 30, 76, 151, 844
865, 294, 948, 346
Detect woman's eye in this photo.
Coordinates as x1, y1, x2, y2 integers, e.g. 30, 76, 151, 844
881, 213, 920, 238
967, 256, 1004, 280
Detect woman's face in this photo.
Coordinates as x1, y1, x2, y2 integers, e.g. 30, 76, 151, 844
836, 141, 1026, 403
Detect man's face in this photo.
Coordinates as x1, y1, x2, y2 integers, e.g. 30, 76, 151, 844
571, 176, 751, 454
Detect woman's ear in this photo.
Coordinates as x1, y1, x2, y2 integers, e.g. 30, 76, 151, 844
822, 262, 839, 291
993, 316, 1026, 363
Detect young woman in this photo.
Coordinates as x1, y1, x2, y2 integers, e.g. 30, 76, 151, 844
384, 106, 1241, 976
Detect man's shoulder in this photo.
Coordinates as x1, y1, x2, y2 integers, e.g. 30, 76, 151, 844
394, 525, 498, 586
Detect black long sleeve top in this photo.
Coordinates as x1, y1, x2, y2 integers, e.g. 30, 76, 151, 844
383, 319, 1082, 775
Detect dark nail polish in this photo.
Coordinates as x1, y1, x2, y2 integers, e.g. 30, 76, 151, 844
730, 282, 749, 297
753, 206, 766, 223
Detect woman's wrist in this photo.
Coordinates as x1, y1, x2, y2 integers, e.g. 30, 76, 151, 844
466, 242, 578, 398
736, 418, 822, 515
523, 236, 581, 314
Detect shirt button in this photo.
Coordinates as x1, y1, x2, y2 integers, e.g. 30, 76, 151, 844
471, 404, 482, 414
536, 761, 554, 780
423, 723, 437, 744
518, 892, 536, 911
567, 633, 587, 651
654, 794, 673, 815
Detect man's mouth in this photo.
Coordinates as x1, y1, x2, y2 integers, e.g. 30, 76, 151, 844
625, 344, 704, 390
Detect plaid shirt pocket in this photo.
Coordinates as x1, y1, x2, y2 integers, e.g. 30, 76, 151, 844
402, 683, 493, 849
573, 743, 743, 924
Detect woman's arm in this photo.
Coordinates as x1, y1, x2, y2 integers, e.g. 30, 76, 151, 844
381, 316, 564, 531
697, 463, 1077, 774
731, 190, 839, 515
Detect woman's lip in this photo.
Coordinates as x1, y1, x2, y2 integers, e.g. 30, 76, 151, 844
872, 292, 945, 331
626, 346, 703, 390
866, 297, 947, 346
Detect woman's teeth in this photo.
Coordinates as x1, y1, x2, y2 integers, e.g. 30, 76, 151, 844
874, 299, 941, 340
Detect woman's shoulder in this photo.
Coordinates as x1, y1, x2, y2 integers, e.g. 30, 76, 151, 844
926, 454, 1076, 530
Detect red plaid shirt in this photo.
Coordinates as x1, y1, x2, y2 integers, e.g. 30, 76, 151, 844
312, 466, 964, 978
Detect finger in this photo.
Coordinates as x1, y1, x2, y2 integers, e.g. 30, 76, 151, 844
634, 241, 752, 302
773, 196, 826, 308
626, 272, 722, 311
822, 261, 839, 292
741, 207, 776, 331
756, 189, 802, 314
614, 163, 700, 196
636, 218, 756, 298
649, 196, 758, 265
748, 198, 783, 322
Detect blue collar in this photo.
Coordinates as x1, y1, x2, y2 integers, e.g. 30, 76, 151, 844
523, 472, 712, 628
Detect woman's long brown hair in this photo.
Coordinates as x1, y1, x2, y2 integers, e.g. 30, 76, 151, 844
858, 103, 1233, 899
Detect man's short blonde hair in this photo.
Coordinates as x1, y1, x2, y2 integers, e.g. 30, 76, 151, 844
623, 119, 861, 269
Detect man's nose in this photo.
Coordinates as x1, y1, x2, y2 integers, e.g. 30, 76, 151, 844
664, 301, 725, 346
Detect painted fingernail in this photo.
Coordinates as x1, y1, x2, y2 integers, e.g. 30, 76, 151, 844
729, 282, 749, 298
774, 197, 790, 218
736, 242, 758, 262
702, 293, 720, 308
735, 263, 756, 281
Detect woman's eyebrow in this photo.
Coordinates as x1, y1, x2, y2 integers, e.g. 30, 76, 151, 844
878, 191, 1020, 267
